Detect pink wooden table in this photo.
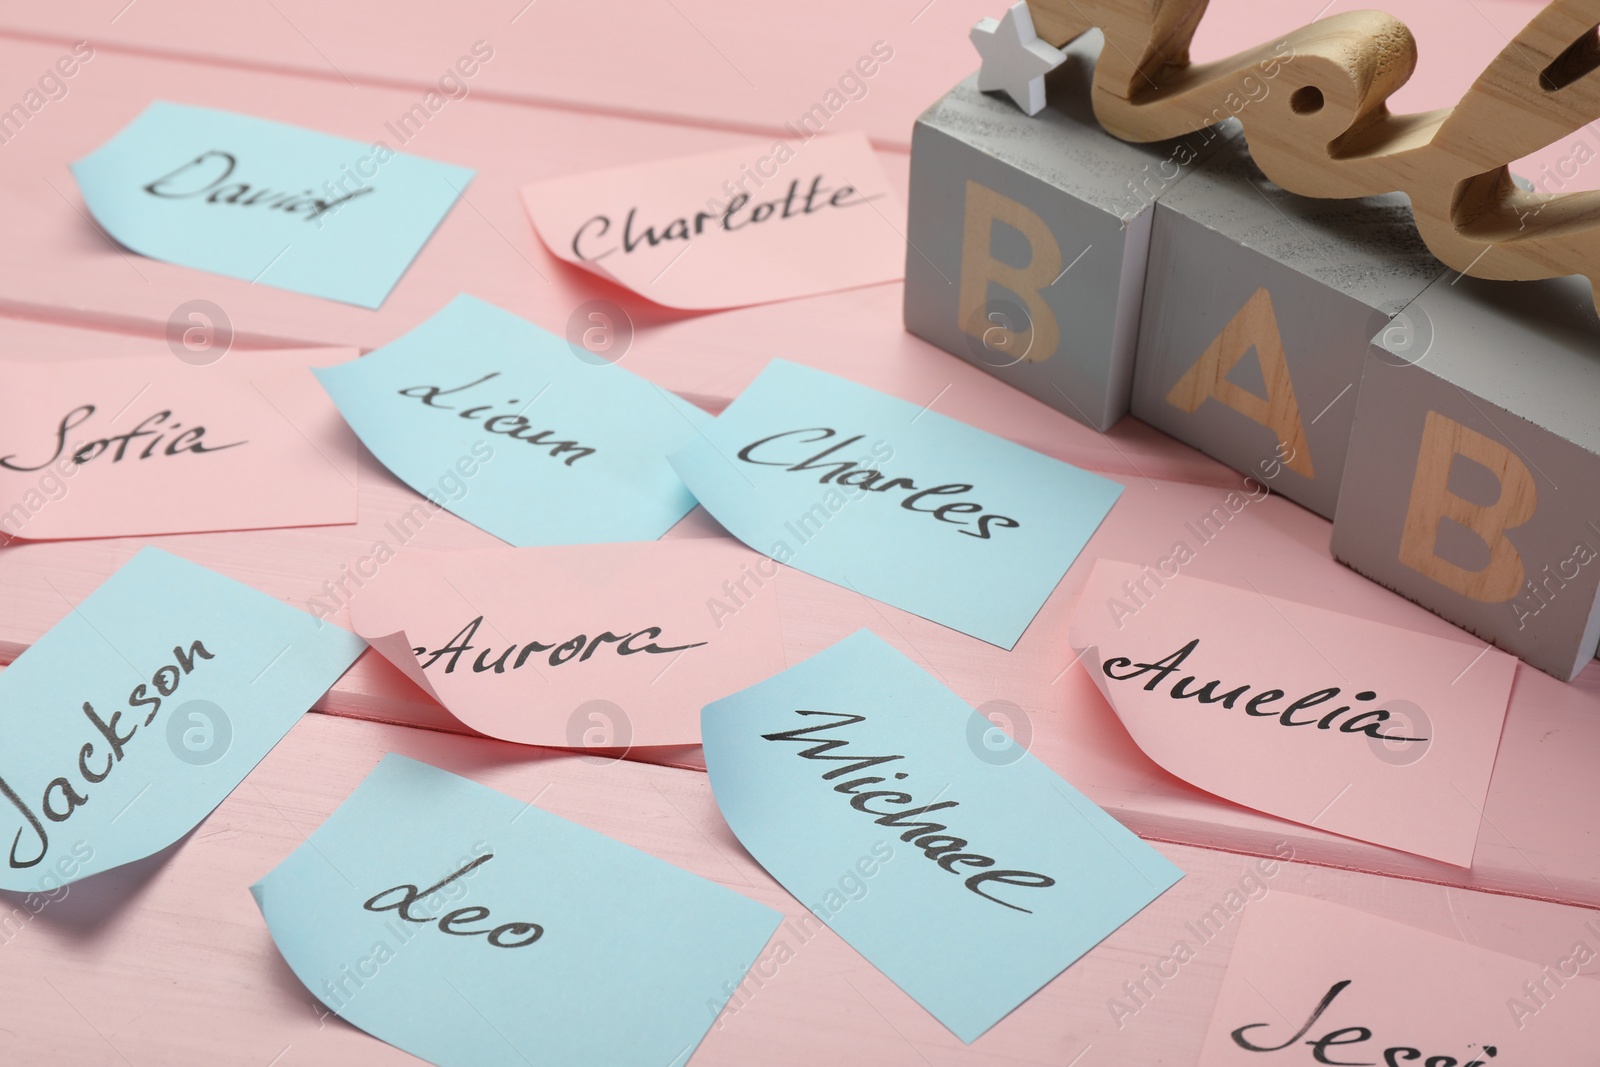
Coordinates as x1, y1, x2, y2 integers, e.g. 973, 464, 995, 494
1, 1, 1596, 1064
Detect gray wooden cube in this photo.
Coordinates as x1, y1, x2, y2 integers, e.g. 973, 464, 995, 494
1331, 273, 1600, 681
1131, 137, 1445, 517
903, 32, 1231, 432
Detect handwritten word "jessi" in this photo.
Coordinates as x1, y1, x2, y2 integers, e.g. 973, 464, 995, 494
1232, 979, 1498, 1065
763, 709, 1054, 912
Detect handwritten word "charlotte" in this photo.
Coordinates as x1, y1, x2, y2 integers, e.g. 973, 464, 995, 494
1101, 639, 1427, 744
763, 709, 1054, 912
0, 640, 216, 870
415, 615, 706, 673
572, 176, 876, 261
398, 373, 595, 466
1232, 979, 1497, 1065
0, 406, 245, 473
365, 853, 542, 949
144, 150, 374, 221
739, 428, 1019, 539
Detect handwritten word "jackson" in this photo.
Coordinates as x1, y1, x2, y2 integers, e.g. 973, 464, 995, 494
415, 615, 706, 673
0, 406, 245, 473
763, 709, 1054, 912
738, 428, 1020, 539
144, 150, 374, 221
1102, 639, 1427, 744
398, 373, 595, 466
0, 640, 216, 869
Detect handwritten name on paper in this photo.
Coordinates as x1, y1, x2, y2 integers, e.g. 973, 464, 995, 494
348, 539, 785, 748
72, 102, 472, 308
1102, 639, 1429, 745
1069, 560, 1516, 867
397, 372, 596, 466
415, 616, 705, 674
1196, 893, 1598, 1065
702, 630, 1181, 1042
571, 174, 879, 260
252, 755, 782, 1067
522, 132, 904, 310
315, 295, 708, 547
738, 428, 1020, 539
671, 360, 1121, 647
0, 548, 364, 891
0, 405, 244, 472
763, 710, 1054, 912
0, 349, 358, 542
143, 149, 375, 222
1231, 980, 1498, 1065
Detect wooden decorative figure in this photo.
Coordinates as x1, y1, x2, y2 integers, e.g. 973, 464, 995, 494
1002, 0, 1600, 310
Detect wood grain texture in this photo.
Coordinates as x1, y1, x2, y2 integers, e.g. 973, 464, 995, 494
2, 712, 1595, 1067
1025, 0, 1600, 303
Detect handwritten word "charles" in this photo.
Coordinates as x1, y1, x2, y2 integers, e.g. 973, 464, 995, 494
738, 428, 1019, 540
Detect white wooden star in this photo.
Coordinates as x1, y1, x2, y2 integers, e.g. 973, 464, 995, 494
970, 2, 1066, 116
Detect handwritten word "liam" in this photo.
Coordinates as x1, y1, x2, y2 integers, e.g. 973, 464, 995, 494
572, 176, 878, 261
364, 853, 543, 949
1101, 639, 1427, 744
739, 428, 1020, 539
414, 615, 706, 673
144, 150, 374, 221
1232, 979, 1498, 1065
0, 640, 216, 870
398, 373, 595, 466
763, 709, 1055, 912
0, 406, 245, 473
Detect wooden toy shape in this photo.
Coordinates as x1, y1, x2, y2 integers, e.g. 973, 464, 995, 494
1023, 0, 1600, 311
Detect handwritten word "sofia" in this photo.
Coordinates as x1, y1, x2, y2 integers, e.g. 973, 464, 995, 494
738, 428, 1020, 539
1232, 979, 1498, 1065
143, 150, 373, 221
414, 615, 706, 673
0, 406, 245, 473
364, 853, 543, 949
763, 709, 1055, 912
572, 176, 877, 260
0, 640, 215, 870
1101, 639, 1427, 744
398, 373, 596, 466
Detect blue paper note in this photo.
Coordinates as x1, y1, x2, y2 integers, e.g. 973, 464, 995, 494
252, 754, 782, 1067
315, 294, 710, 546
669, 360, 1122, 647
701, 630, 1183, 1042
71, 101, 472, 308
0, 547, 365, 893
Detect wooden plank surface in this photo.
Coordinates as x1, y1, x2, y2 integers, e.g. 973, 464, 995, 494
3, 712, 1596, 1067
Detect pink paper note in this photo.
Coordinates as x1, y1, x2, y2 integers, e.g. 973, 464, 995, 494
347, 539, 786, 748
521, 132, 904, 310
0, 348, 359, 541
1198, 892, 1600, 1064
1067, 560, 1516, 866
